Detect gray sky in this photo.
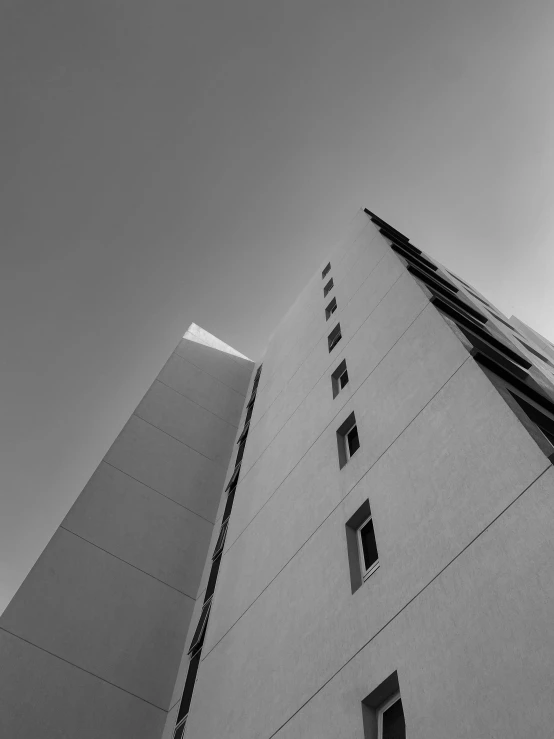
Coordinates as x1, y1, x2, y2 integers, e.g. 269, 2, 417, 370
2, 0, 554, 614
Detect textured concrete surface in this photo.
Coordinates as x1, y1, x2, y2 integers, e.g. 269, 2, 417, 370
0, 329, 253, 739
182, 211, 554, 739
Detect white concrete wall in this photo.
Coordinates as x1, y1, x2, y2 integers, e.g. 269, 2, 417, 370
0, 332, 253, 739
182, 211, 554, 739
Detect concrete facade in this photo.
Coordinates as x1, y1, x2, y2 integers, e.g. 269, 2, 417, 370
0, 327, 253, 739
3, 209, 554, 739
173, 210, 554, 739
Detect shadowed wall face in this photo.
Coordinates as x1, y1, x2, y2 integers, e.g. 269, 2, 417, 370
0, 330, 253, 739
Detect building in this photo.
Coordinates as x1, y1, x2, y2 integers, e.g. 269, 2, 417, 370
2, 209, 554, 739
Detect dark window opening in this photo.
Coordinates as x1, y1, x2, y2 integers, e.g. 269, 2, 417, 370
509, 391, 554, 448
188, 600, 212, 656
322, 262, 331, 279
431, 296, 531, 377
212, 520, 229, 561
337, 411, 359, 468
225, 464, 240, 492
175, 651, 201, 729
516, 337, 554, 366
237, 422, 250, 445
347, 425, 360, 457
323, 278, 334, 297
325, 297, 338, 320
204, 554, 221, 602
380, 694, 406, 739
328, 323, 342, 353
362, 672, 405, 739
388, 241, 439, 273
359, 517, 379, 578
331, 359, 349, 398
223, 488, 236, 522
235, 439, 246, 467
408, 265, 487, 323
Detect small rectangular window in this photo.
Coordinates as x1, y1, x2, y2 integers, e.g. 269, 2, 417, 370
357, 516, 379, 580
362, 671, 405, 739
328, 323, 342, 353
212, 519, 229, 561
346, 500, 378, 593
323, 278, 334, 297
325, 297, 337, 320
331, 359, 349, 398
337, 411, 359, 468
322, 262, 331, 279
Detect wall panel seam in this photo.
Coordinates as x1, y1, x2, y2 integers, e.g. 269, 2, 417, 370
58, 526, 198, 600
154, 379, 240, 428
253, 224, 381, 416
101, 461, 216, 524
266, 465, 551, 739
171, 351, 252, 396
132, 413, 229, 469
202, 354, 470, 660
224, 293, 429, 554
0, 625, 169, 713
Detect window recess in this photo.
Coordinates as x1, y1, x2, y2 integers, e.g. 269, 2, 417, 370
362, 671, 406, 739
331, 359, 349, 398
388, 241, 438, 272
204, 554, 222, 602
364, 209, 414, 248
408, 265, 485, 320
328, 323, 342, 353
515, 337, 554, 367
235, 439, 246, 467
337, 411, 360, 468
212, 520, 229, 561
188, 600, 212, 656
237, 422, 250, 445
325, 297, 338, 320
345, 499, 379, 593
223, 487, 236, 521
322, 262, 331, 279
476, 357, 554, 463
432, 296, 532, 378
225, 464, 241, 492
323, 278, 334, 298
357, 515, 379, 580
174, 651, 201, 737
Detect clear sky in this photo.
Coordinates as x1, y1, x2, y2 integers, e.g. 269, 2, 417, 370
2, 0, 554, 614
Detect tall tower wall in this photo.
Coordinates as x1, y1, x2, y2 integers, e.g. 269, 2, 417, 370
0, 329, 253, 739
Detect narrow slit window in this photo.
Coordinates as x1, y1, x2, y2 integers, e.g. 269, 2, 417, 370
331, 359, 349, 398
328, 323, 342, 353
322, 262, 331, 279
337, 411, 359, 468
325, 297, 337, 320
357, 515, 379, 580
323, 278, 334, 297
174, 651, 201, 734
212, 520, 229, 561
204, 553, 221, 602
235, 439, 246, 467
223, 488, 235, 522
188, 600, 212, 656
